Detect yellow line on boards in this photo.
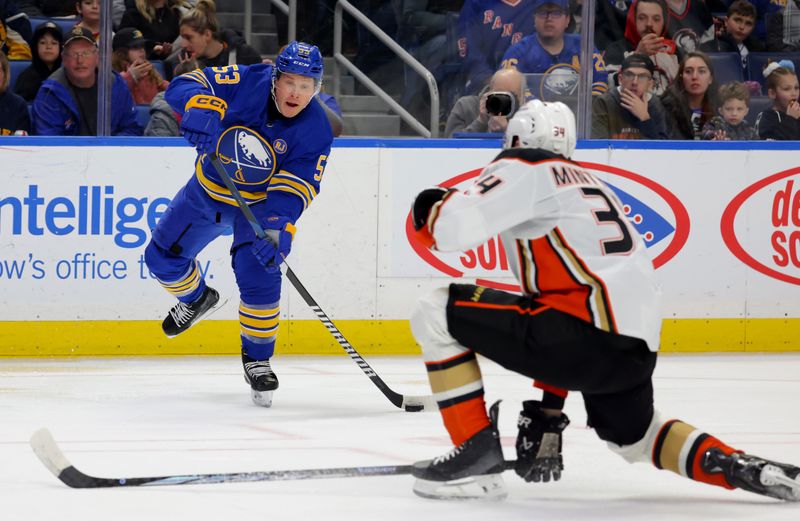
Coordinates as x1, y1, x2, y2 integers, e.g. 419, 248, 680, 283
0, 319, 799, 356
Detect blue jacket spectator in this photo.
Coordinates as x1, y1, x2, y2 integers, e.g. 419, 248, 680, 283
33, 68, 141, 135
0, 49, 30, 134
457, 0, 536, 94
32, 25, 140, 135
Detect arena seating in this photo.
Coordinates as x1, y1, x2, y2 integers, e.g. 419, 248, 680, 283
706, 52, 745, 85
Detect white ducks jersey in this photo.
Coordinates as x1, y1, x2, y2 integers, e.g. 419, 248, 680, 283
428, 147, 662, 351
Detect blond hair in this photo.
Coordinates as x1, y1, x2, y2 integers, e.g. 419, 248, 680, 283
180, 0, 218, 35
134, 0, 190, 23
718, 81, 750, 106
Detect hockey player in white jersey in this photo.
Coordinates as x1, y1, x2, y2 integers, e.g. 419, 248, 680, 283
408, 100, 800, 501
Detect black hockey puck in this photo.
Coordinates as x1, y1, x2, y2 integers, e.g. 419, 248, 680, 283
404, 404, 424, 412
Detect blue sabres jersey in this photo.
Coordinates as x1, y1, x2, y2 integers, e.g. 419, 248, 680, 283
500, 33, 608, 98
458, 0, 537, 93
165, 64, 334, 223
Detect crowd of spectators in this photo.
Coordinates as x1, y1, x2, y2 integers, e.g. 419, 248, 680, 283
2, 0, 800, 140
437, 0, 800, 140
0, 0, 316, 138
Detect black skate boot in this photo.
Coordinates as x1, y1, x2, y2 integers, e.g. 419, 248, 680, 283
242, 353, 279, 407
412, 401, 507, 500
701, 448, 800, 501
162, 287, 220, 338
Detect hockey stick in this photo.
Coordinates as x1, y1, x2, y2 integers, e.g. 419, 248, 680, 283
208, 154, 436, 412
31, 428, 518, 489
30, 428, 412, 488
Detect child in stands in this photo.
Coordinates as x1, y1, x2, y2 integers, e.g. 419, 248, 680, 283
701, 81, 759, 140
755, 60, 800, 140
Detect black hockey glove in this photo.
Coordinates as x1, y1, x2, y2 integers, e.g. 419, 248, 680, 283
515, 400, 570, 483
411, 187, 454, 231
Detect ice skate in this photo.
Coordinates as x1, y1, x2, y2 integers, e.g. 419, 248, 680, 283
162, 287, 221, 338
702, 448, 800, 501
412, 401, 507, 500
242, 353, 279, 407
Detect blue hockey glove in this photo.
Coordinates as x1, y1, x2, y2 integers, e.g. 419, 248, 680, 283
181, 108, 221, 153
515, 400, 570, 483
251, 216, 296, 273
181, 94, 227, 153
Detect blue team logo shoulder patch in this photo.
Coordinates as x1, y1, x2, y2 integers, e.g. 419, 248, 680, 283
216, 126, 277, 185
273, 139, 288, 154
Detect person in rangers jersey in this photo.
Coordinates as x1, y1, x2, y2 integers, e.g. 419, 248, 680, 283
457, 0, 537, 95
499, 0, 608, 99
144, 41, 333, 408
406, 99, 800, 501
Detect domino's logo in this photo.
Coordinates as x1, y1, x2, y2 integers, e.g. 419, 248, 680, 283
721, 167, 800, 285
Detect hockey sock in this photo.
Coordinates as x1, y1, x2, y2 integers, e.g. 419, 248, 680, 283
157, 261, 205, 302
239, 300, 280, 360
652, 420, 739, 489
425, 350, 489, 446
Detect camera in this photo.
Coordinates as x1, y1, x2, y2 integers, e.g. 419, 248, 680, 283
485, 91, 517, 117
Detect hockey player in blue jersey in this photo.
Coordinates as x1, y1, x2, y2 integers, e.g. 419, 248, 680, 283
144, 41, 333, 407
499, 0, 608, 99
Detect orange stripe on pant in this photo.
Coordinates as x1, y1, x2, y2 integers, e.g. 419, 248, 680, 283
452, 300, 551, 316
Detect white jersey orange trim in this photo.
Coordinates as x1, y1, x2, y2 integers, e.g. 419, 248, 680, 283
427, 148, 662, 351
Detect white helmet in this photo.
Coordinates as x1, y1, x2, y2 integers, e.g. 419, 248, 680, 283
503, 99, 576, 158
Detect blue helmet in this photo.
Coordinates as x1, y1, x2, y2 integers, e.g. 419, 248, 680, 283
275, 41, 323, 81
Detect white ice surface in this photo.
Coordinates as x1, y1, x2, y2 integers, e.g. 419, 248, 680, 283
2, 354, 800, 520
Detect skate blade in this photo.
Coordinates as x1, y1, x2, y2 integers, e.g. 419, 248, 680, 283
413, 474, 507, 501
251, 389, 274, 408
761, 465, 800, 501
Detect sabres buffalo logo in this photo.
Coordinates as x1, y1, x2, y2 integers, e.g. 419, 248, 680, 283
215, 126, 277, 185
672, 28, 699, 53
539, 64, 580, 99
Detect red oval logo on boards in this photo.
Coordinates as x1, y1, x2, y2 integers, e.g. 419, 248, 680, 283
406, 162, 690, 291
721, 167, 800, 285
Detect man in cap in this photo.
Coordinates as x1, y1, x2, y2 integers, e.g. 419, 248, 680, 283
32, 25, 141, 135
499, 0, 608, 98
592, 52, 668, 139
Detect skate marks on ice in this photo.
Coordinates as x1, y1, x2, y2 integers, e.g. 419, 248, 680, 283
2, 355, 800, 520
